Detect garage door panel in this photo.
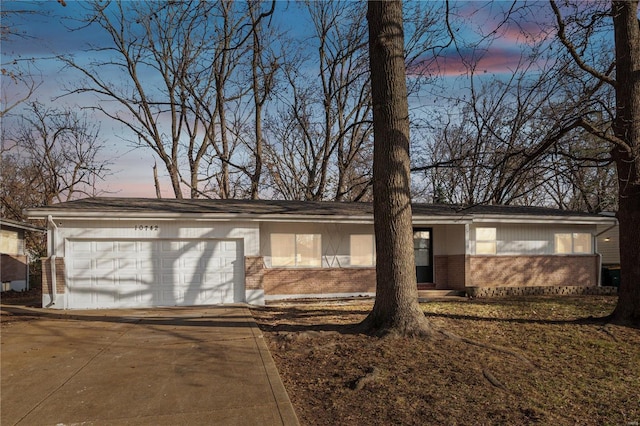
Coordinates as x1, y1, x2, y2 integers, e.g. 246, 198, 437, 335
95, 241, 115, 252
67, 238, 243, 308
116, 241, 136, 252
161, 241, 182, 251
117, 258, 138, 269
70, 258, 92, 270
139, 259, 157, 269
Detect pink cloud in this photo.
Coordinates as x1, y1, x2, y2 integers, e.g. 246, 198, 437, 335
408, 47, 527, 78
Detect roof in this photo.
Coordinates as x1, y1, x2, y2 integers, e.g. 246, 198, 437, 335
24, 197, 617, 225
0, 218, 47, 233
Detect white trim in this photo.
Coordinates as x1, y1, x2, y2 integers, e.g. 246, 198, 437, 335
471, 215, 616, 225
27, 210, 617, 227
245, 289, 265, 305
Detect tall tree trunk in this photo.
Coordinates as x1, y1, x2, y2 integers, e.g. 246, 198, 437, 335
361, 0, 432, 335
611, 0, 640, 324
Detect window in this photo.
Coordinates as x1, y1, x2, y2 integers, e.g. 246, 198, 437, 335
555, 233, 591, 254
350, 234, 375, 266
475, 227, 497, 255
271, 233, 322, 267
413, 231, 431, 266
573, 233, 591, 253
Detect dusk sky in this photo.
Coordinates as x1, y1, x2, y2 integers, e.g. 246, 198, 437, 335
2, 0, 553, 199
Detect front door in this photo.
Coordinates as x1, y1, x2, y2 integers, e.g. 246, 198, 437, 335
413, 228, 433, 283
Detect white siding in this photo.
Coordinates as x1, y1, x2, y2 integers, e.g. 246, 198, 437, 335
469, 223, 597, 255
597, 224, 620, 264
432, 224, 466, 256
260, 222, 374, 268
53, 220, 259, 257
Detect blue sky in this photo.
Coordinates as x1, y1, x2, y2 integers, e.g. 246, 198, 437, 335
2, 0, 549, 198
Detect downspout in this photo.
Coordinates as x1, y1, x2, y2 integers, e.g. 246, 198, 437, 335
594, 223, 617, 287
47, 215, 58, 307
595, 237, 602, 287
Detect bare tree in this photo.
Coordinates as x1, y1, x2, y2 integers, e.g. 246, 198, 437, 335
245, 0, 279, 199
542, 131, 617, 213
263, 0, 374, 201
1, 101, 110, 213
546, 0, 640, 323
360, 0, 432, 336
59, 0, 280, 199
0, 6, 44, 118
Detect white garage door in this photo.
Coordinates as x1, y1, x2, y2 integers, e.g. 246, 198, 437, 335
66, 239, 244, 309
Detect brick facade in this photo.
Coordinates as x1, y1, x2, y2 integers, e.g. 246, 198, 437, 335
245, 256, 265, 290
1, 254, 28, 282
41, 257, 66, 295
245, 256, 376, 296
246, 254, 599, 298
469, 255, 598, 288
433, 255, 468, 290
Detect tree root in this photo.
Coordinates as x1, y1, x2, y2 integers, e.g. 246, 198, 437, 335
350, 366, 381, 391
435, 326, 536, 368
599, 324, 619, 342
482, 368, 506, 390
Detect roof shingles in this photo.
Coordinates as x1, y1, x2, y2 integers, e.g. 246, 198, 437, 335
26, 197, 607, 220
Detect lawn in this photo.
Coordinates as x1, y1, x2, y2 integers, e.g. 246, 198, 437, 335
252, 295, 640, 425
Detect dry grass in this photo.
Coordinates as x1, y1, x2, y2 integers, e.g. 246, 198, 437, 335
252, 295, 640, 425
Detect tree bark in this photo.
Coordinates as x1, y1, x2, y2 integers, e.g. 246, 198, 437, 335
611, 0, 640, 324
360, 0, 432, 335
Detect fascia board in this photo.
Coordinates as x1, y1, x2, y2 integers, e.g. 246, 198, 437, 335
26, 209, 615, 226
25, 210, 376, 224
412, 216, 472, 225
471, 215, 618, 225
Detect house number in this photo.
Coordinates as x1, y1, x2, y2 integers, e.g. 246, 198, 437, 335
135, 225, 159, 231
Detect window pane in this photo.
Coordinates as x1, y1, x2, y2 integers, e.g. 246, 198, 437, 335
271, 234, 295, 267
476, 241, 497, 255
555, 233, 572, 254
351, 235, 374, 266
413, 231, 430, 249
475, 227, 496, 255
476, 227, 496, 241
413, 231, 431, 265
573, 233, 591, 253
296, 234, 321, 267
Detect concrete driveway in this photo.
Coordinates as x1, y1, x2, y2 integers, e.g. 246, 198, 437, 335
1, 305, 298, 425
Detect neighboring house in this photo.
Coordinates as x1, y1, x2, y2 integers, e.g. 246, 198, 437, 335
25, 198, 617, 309
0, 218, 46, 292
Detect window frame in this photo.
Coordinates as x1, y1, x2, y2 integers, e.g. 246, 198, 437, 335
349, 234, 376, 267
555, 232, 592, 254
475, 227, 497, 255
270, 233, 322, 267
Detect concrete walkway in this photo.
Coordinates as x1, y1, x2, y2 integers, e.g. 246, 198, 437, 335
1, 305, 299, 425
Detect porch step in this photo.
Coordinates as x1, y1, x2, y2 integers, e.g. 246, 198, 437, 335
418, 289, 466, 300
417, 283, 436, 290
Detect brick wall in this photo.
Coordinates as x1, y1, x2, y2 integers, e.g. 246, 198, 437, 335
1, 254, 27, 282
245, 256, 376, 296
245, 256, 265, 290
245, 254, 599, 298
447, 255, 468, 290
41, 257, 66, 295
469, 255, 598, 288
434, 255, 448, 288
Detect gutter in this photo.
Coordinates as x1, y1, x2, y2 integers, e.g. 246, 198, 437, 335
26, 208, 616, 226
46, 215, 58, 307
